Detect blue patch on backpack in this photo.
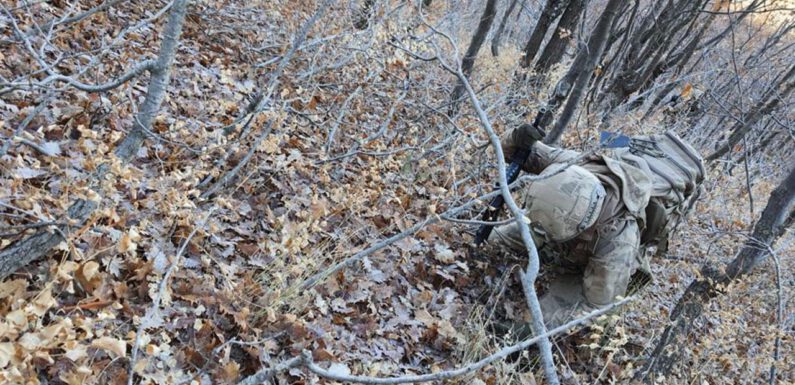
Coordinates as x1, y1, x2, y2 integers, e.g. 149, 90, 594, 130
600, 131, 631, 148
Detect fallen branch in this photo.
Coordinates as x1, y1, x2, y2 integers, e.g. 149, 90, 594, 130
237, 297, 634, 385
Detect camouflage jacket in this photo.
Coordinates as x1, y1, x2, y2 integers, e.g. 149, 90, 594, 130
501, 129, 654, 276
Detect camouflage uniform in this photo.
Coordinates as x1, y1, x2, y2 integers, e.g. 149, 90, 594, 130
491, 129, 654, 328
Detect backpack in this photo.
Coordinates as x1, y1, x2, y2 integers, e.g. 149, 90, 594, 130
602, 131, 706, 252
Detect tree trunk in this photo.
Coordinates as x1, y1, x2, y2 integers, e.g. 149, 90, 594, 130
520, 0, 568, 68
643, 11, 717, 116
491, 0, 519, 56
707, 65, 795, 161
544, 0, 622, 144
637, 165, 795, 382
534, 0, 585, 74
0, 0, 190, 279
600, 0, 703, 110
449, 0, 499, 115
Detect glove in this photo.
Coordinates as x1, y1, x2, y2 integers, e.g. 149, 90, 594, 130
501, 123, 546, 171
512, 123, 546, 150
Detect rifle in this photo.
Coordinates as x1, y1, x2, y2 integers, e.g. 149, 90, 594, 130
474, 111, 547, 245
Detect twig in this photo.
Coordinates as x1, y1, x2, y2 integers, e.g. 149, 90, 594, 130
224, 0, 332, 137
0, 5, 156, 93
743, 136, 754, 216
236, 356, 304, 385
363, 86, 409, 144
0, 91, 54, 157
127, 208, 216, 385
15, 138, 60, 156
39, 60, 156, 92
50, 0, 125, 29
5, 0, 124, 42
440, 215, 516, 226
200, 121, 274, 199
325, 85, 362, 154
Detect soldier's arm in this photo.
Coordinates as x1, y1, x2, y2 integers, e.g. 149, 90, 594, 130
583, 218, 641, 306
501, 127, 580, 174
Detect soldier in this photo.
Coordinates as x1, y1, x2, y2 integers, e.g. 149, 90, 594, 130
488, 124, 704, 329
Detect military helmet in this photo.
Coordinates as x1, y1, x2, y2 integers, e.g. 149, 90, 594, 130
524, 164, 605, 242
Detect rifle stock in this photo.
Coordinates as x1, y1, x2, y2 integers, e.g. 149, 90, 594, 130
473, 147, 531, 245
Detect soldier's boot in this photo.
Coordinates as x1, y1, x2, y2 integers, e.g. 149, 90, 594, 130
539, 274, 596, 329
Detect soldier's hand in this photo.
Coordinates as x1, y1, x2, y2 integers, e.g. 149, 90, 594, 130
512, 123, 546, 150
520, 123, 546, 141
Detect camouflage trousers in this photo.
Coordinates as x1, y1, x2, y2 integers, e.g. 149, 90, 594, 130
489, 215, 641, 328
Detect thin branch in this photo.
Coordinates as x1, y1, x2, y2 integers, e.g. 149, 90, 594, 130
424, 19, 560, 385
441, 215, 516, 226
200, 122, 274, 199
0, 91, 54, 157
225, 0, 332, 136
50, 0, 125, 28
301, 297, 634, 385
0, 4, 156, 93
40, 59, 156, 92
326, 85, 362, 154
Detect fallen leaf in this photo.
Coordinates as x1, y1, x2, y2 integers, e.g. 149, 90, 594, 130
91, 336, 126, 358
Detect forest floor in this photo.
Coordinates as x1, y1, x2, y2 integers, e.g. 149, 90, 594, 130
0, 1, 792, 384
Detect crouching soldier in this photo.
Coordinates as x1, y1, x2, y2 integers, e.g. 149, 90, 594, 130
489, 125, 705, 329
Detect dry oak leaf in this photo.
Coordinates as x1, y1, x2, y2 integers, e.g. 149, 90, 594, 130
118, 227, 141, 253
29, 287, 57, 316
76, 261, 102, 293
0, 343, 15, 368
91, 336, 127, 358
63, 341, 88, 362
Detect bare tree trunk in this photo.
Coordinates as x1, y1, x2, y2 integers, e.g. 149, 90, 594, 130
533, 0, 585, 74
744, 22, 795, 67
491, 0, 519, 56
449, 0, 499, 115
0, 0, 190, 279
695, 0, 764, 52
544, 0, 622, 144
643, 12, 717, 115
637, 165, 795, 382
707, 65, 795, 161
600, 0, 706, 110
520, 0, 568, 68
